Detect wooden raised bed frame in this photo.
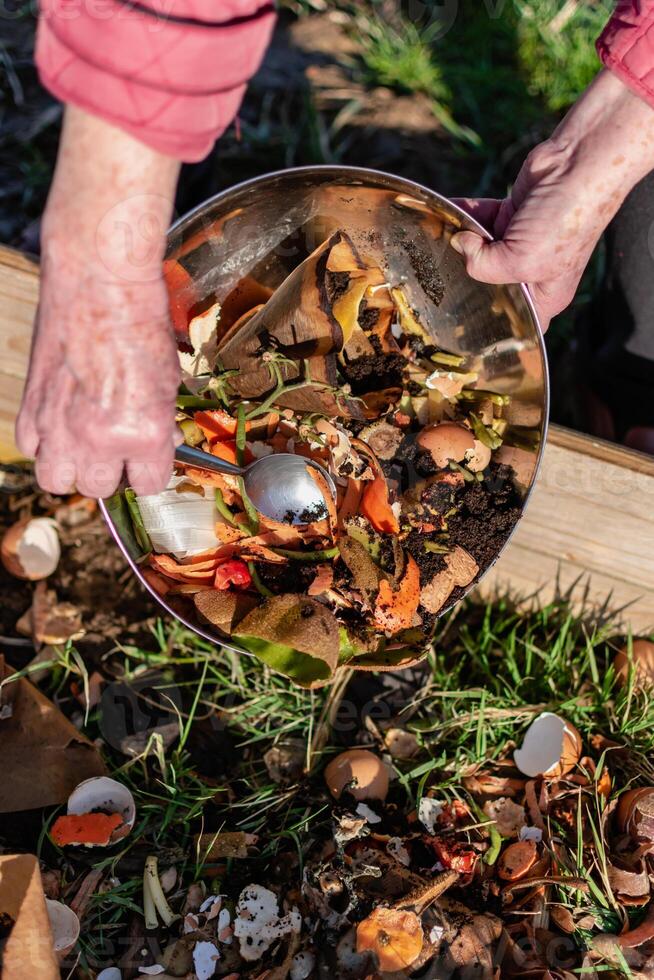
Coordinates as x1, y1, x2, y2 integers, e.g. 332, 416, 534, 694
1, 244, 653, 632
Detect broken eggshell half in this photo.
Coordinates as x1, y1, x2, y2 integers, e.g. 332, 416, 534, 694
616, 787, 654, 843
324, 749, 390, 802
513, 712, 582, 778
45, 899, 80, 959
1, 517, 61, 581
614, 639, 654, 690
416, 422, 475, 469
51, 776, 136, 848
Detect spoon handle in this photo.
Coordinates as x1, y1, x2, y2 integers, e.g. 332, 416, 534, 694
175, 443, 244, 477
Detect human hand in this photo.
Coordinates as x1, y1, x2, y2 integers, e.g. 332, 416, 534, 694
451, 70, 654, 331
16, 107, 182, 498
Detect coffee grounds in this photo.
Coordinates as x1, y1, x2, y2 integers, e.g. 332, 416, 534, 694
447, 465, 522, 569
257, 561, 316, 595
325, 270, 350, 305
401, 238, 445, 307
340, 350, 405, 395
358, 301, 380, 331
404, 530, 448, 581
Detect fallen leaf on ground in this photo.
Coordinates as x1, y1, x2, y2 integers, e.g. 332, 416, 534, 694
196, 832, 259, 860
0, 659, 105, 813
0, 854, 60, 978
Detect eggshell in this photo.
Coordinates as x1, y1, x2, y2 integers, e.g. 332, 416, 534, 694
45, 899, 80, 959
63, 776, 136, 845
1, 518, 60, 580
465, 439, 492, 473
616, 787, 654, 841
416, 423, 475, 468
324, 749, 389, 801
614, 639, 654, 689
497, 839, 538, 881
513, 712, 582, 778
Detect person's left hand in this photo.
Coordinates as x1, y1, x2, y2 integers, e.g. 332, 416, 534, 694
450, 139, 601, 331
450, 69, 654, 331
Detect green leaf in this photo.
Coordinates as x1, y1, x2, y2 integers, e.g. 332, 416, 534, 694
235, 403, 247, 467
124, 489, 152, 556
234, 634, 334, 685
104, 491, 147, 562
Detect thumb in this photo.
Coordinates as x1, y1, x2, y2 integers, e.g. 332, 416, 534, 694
450, 231, 518, 285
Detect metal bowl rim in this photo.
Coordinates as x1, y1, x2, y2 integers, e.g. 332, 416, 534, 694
101, 164, 550, 658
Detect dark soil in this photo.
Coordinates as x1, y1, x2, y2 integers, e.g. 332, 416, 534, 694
447, 464, 523, 569
398, 235, 446, 307
0, 475, 159, 657
341, 350, 405, 394
404, 529, 448, 580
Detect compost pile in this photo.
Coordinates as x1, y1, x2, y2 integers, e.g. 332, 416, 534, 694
113, 229, 535, 683
2, 472, 654, 978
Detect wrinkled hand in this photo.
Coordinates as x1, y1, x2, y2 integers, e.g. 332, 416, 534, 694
16, 246, 180, 498
451, 139, 602, 331
451, 69, 654, 331
16, 105, 182, 499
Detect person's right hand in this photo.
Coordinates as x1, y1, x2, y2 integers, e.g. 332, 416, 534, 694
15, 106, 182, 499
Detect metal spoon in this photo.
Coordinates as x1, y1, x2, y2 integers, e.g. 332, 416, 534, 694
175, 444, 336, 526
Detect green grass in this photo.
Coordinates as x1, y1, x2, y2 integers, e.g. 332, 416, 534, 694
404, 599, 654, 777
32, 593, 653, 975
516, 0, 607, 112
357, 13, 448, 100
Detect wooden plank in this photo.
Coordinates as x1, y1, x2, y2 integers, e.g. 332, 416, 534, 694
478, 432, 654, 632
0, 244, 38, 460
0, 244, 652, 629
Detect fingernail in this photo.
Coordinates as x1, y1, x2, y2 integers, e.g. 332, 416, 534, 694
450, 234, 464, 255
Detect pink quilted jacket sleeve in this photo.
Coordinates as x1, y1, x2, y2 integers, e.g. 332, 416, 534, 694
597, 1, 654, 108
35, 0, 276, 162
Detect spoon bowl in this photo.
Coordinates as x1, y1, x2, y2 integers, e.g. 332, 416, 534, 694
174, 444, 336, 525
242, 453, 335, 525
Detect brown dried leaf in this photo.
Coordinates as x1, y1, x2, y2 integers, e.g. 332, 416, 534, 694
20, 582, 84, 646
196, 831, 259, 860
0, 661, 105, 812
437, 898, 503, 980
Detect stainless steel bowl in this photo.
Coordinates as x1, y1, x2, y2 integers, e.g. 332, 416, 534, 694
100, 165, 549, 662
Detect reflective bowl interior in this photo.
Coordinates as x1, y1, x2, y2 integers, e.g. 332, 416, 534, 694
101, 166, 548, 659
